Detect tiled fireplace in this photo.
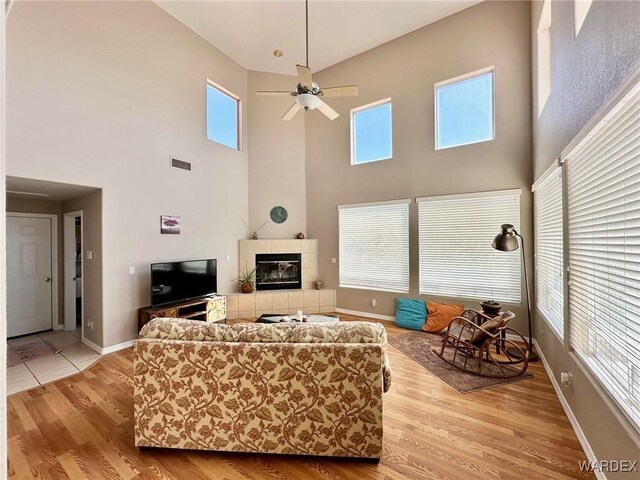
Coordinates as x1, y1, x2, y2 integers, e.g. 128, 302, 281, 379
228, 239, 336, 320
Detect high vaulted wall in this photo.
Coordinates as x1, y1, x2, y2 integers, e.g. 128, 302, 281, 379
531, 0, 640, 472
6, 1, 249, 348
305, 0, 533, 334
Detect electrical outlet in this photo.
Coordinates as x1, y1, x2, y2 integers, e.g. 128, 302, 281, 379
541, 329, 544, 338
226, 254, 231, 261
561, 372, 573, 388
371, 298, 377, 307
331, 258, 337, 264
87, 250, 93, 260
128, 266, 135, 275
87, 319, 93, 330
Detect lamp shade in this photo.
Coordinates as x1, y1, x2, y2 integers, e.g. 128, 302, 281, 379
296, 93, 321, 111
492, 224, 520, 251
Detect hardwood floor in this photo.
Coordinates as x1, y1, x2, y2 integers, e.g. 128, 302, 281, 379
7, 315, 594, 479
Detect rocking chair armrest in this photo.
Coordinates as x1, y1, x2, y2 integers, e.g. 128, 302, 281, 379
445, 316, 481, 340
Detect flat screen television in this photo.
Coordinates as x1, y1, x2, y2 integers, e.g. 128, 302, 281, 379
151, 259, 217, 307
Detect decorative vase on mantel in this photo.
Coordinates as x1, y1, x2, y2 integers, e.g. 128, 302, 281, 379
241, 282, 254, 294
313, 279, 323, 290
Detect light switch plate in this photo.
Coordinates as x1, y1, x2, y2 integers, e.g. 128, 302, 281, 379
129, 267, 135, 275
87, 250, 93, 260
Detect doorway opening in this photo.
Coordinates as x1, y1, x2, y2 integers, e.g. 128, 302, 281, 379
64, 211, 83, 337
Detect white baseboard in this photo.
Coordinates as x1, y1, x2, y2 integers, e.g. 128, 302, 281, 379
533, 339, 605, 480
82, 337, 135, 355
335, 308, 395, 322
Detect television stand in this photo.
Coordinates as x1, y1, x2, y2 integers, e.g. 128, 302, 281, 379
138, 296, 226, 331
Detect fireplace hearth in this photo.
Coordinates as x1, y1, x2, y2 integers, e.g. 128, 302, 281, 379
255, 253, 302, 291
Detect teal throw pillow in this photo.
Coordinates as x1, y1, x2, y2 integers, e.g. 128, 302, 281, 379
395, 298, 427, 331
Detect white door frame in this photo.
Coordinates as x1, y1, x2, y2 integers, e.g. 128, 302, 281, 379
63, 210, 83, 336
6, 212, 59, 331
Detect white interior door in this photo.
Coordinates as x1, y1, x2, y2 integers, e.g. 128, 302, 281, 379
7, 216, 53, 337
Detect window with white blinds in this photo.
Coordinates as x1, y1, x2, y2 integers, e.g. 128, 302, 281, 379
338, 200, 410, 292
418, 190, 521, 303
566, 79, 640, 431
533, 164, 564, 340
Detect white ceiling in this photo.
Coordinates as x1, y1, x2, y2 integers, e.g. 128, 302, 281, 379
7, 177, 99, 202
155, 0, 483, 76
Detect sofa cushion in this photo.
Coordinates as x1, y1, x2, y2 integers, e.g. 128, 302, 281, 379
139, 318, 227, 341
287, 321, 387, 344
395, 298, 427, 331
223, 322, 295, 343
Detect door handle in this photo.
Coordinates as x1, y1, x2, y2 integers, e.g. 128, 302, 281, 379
44, 277, 51, 282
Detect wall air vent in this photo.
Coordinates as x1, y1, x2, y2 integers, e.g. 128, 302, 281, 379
170, 157, 191, 172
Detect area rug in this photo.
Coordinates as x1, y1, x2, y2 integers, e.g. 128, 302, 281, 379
7, 339, 59, 367
387, 331, 533, 393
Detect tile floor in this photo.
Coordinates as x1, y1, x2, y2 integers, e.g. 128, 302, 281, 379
7, 329, 102, 395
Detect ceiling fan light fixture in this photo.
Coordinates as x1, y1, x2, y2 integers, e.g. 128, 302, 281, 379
296, 93, 321, 111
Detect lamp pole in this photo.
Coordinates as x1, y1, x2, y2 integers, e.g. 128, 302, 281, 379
514, 230, 538, 361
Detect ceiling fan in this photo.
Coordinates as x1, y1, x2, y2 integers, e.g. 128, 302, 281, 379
256, 0, 358, 121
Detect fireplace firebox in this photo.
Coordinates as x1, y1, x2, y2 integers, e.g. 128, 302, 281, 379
255, 253, 301, 291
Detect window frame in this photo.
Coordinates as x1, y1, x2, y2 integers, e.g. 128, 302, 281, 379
338, 198, 410, 293
350, 98, 393, 166
206, 79, 242, 151
434, 66, 496, 151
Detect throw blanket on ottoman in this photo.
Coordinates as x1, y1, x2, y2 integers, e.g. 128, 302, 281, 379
133, 319, 391, 460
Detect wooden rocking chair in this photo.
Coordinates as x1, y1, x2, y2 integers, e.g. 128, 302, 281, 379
433, 309, 529, 378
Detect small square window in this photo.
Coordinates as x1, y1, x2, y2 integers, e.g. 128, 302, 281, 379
351, 99, 392, 165
206, 81, 240, 150
435, 68, 494, 150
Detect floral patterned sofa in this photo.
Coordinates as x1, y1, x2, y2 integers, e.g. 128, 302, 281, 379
133, 318, 391, 460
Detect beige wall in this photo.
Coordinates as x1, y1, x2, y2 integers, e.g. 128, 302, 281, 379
247, 71, 306, 240
531, 0, 640, 472
6, 197, 65, 325
6, 1, 249, 347
62, 191, 102, 347
305, 1, 533, 333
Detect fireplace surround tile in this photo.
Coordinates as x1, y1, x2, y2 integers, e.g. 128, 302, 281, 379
286, 240, 301, 253
301, 239, 317, 254
318, 290, 335, 307
255, 240, 272, 253
302, 253, 316, 269
272, 292, 289, 310
303, 290, 319, 308
238, 295, 256, 312
271, 239, 287, 253
255, 293, 272, 311
288, 291, 304, 309
226, 295, 239, 313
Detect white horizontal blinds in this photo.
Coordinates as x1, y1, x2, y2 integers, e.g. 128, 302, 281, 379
533, 164, 564, 339
338, 200, 410, 292
566, 80, 640, 431
418, 190, 521, 303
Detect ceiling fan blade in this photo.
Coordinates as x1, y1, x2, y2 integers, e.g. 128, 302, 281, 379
281, 102, 302, 121
257, 91, 295, 96
296, 64, 313, 88
316, 99, 339, 120
320, 85, 359, 98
